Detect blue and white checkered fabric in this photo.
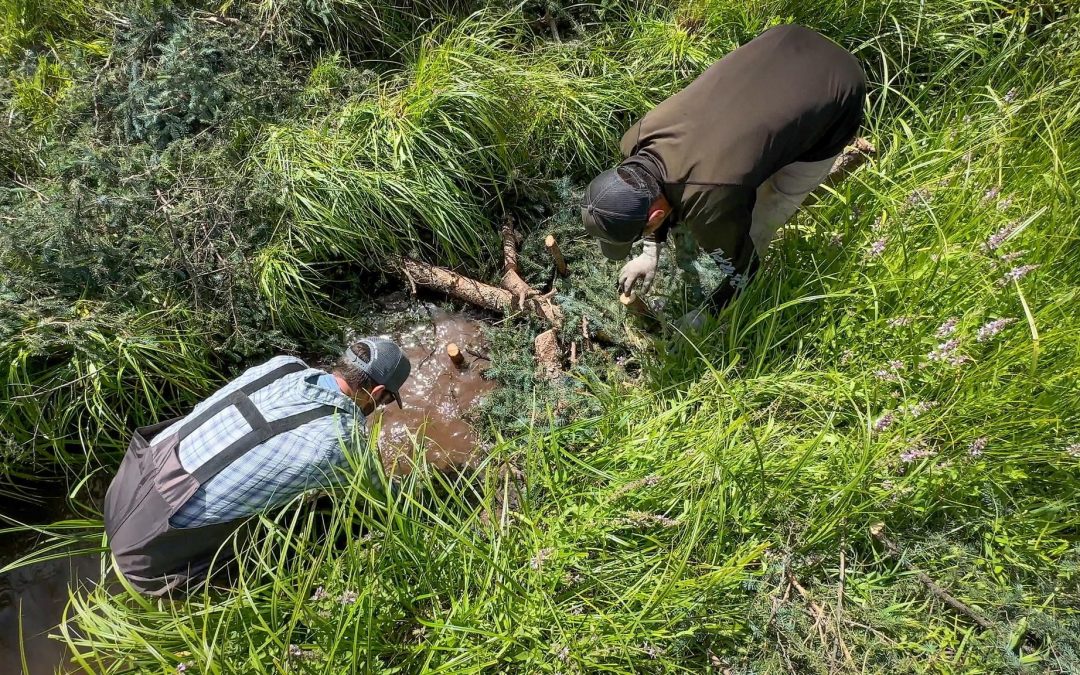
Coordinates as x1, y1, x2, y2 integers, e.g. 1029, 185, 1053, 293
156, 356, 371, 528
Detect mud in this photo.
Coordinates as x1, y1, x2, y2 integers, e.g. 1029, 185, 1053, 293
372, 307, 496, 473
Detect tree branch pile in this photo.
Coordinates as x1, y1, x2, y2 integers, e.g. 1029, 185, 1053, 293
397, 222, 566, 377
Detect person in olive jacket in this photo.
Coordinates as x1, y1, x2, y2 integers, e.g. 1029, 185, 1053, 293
581, 24, 865, 328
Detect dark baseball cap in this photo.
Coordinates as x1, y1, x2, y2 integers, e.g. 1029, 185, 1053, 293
581, 166, 656, 260
346, 338, 411, 408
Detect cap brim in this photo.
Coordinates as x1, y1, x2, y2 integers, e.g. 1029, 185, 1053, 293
598, 238, 632, 260
390, 391, 403, 409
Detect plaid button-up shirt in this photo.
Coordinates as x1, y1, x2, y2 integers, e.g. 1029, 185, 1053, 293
156, 356, 371, 528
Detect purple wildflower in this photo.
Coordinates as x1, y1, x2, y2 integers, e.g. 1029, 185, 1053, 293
936, 317, 959, 338
177, 664, 189, 674
887, 316, 913, 328
555, 645, 570, 662
982, 186, 1000, 203
288, 644, 303, 659
903, 400, 938, 418
999, 250, 1028, 264
906, 188, 931, 208
996, 264, 1039, 287
984, 222, 1017, 251
873, 360, 906, 382
874, 412, 895, 433
1003, 88, 1018, 104
900, 444, 935, 463
927, 339, 959, 362
618, 511, 679, 529
829, 232, 844, 247
969, 437, 988, 457
339, 590, 358, 605
996, 197, 1013, 211
310, 586, 328, 602
613, 474, 660, 498
867, 238, 888, 258
976, 318, 1016, 342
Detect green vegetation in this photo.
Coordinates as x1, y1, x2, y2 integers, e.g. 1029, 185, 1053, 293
2, 0, 1079, 671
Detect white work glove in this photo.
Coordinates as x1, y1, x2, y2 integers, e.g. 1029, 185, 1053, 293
618, 238, 662, 296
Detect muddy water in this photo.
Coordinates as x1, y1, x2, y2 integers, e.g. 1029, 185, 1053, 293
372, 308, 496, 474
0, 554, 100, 674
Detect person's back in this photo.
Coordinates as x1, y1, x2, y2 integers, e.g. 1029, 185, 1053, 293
621, 24, 866, 189
583, 25, 866, 319
104, 339, 410, 595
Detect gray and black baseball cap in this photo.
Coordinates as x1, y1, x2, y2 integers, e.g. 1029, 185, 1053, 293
581, 165, 658, 260
346, 338, 411, 408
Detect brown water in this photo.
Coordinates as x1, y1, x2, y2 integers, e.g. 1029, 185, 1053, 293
372, 308, 496, 474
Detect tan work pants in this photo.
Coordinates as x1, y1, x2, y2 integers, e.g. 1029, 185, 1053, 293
749, 155, 838, 254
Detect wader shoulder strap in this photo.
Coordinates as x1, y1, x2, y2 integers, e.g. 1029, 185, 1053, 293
176, 362, 307, 443
189, 404, 338, 484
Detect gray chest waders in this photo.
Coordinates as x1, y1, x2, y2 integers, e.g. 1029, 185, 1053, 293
104, 362, 336, 596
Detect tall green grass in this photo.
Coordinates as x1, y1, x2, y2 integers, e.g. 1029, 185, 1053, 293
6, 0, 1080, 669
34, 0, 1080, 672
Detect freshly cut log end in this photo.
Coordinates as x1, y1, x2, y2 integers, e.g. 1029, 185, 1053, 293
619, 292, 651, 316
447, 343, 465, 367
534, 328, 561, 379
544, 234, 569, 277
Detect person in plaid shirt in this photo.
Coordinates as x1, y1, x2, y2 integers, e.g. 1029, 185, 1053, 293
165, 338, 411, 527
105, 337, 411, 594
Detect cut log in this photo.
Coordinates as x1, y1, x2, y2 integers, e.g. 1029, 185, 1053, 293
447, 343, 465, 367
534, 328, 561, 379
400, 257, 513, 313
545, 234, 569, 277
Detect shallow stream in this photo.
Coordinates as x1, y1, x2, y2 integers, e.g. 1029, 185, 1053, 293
0, 308, 495, 674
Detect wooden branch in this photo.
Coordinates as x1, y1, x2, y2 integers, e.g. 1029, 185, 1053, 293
534, 328, 561, 379
500, 224, 534, 301
447, 343, 465, 367
400, 257, 513, 314
825, 136, 876, 187
397, 219, 566, 375
870, 523, 994, 630
545, 234, 569, 277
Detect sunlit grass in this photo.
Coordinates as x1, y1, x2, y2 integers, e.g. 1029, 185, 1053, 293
2, 0, 1079, 671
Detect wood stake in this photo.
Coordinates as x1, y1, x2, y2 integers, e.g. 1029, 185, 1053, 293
447, 343, 465, 367
544, 234, 569, 277
534, 329, 561, 379
619, 292, 656, 324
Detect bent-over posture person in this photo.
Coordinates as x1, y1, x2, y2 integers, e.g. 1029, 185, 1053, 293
581, 24, 866, 327
104, 338, 411, 595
